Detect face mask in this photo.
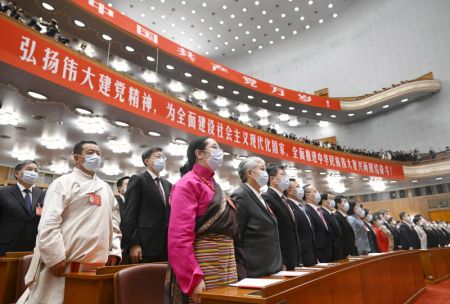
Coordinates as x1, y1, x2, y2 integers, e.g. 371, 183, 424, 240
22, 170, 38, 185
328, 200, 336, 209
254, 170, 269, 187
359, 209, 366, 218
82, 153, 102, 171
367, 214, 373, 222
343, 201, 350, 212
206, 148, 223, 171
122, 187, 127, 194
152, 158, 165, 172
376, 220, 383, 226
314, 192, 321, 204
278, 175, 290, 191
295, 187, 304, 201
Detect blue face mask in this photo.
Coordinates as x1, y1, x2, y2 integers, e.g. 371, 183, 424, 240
314, 192, 322, 204
278, 175, 290, 191
153, 158, 165, 172
295, 187, 304, 201
22, 170, 38, 185
82, 154, 102, 171
254, 170, 269, 187
206, 148, 223, 171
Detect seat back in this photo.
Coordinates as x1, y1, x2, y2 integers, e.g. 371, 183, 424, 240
15, 254, 33, 300
114, 263, 167, 304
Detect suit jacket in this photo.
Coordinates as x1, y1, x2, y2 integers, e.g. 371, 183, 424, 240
321, 208, 344, 261
122, 171, 172, 261
288, 199, 317, 266
263, 188, 301, 269
364, 221, 379, 253
305, 204, 333, 262
385, 223, 402, 250
231, 184, 282, 278
334, 211, 357, 257
115, 195, 126, 249
399, 223, 421, 250
0, 184, 45, 256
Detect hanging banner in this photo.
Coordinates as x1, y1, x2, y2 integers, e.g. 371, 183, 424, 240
0, 16, 403, 179
69, 0, 341, 110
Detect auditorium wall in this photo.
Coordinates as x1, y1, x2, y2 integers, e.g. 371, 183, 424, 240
221, 0, 450, 152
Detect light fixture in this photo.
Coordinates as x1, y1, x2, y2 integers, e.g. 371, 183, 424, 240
382, 104, 390, 109
279, 114, 290, 121
237, 104, 250, 113
50, 161, 70, 174
27, 91, 48, 100
366, 111, 373, 115
74, 20, 85, 27
328, 3, 334, 8
12, 147, 35, 161
76, 116, 106, 134
436, 177, 443, 181
219, 109, 230, 118
148, 131, 161, 137
362, 177, 370, 181
316, 113, 322, 116
289, 106, 295, 110
247, 95, 254, 100
42, 2, 54, 10
256, 109, 269, 118
411, 180, 419, 183
306, 25, 310, 29
192, 90, 207, 100
369, 179, 386, 192
174, 138, 188, 145
184, 72, 192, 77
110, 58, 130, 72
102, 34, 112, 41
115, 121, 129, 127
142, 70, 158, 83
304, 169, 312, 173
169, 81, 184, 93
319, 172, 327, 175
308, 0, 314, 5
348, 176, 356, 179
201, 79, 208, 84
318, 121, 330, 128
217, 85, 224, 89
348, 113, 355, 117
288, 119, 299, 127
75, 107, 93, 115
166, 64, 175, 70
390, 180, 397, 183
146, 56, 155, 62
259, 118, 269, 126
262, 99, 269, 103
107, 139, 131, 154
401, 98, 409, 103
330, 114, 336, 118
41, 136, 67, 150
125, 46, 134, 52
240, 114, 250, 123
233, 90, 239, 95
333, 13, 338, 18
275, 103, 281, 107
0, 108, 20, 126
102, 164, 121, 176
215, 97, 229, 107
302, 109, 308, 113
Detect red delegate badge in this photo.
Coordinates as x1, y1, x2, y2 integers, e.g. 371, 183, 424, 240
89, 193, 102, 206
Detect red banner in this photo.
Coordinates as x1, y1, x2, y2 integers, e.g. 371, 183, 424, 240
0, 16, 403, 179
69, 0, 341, 111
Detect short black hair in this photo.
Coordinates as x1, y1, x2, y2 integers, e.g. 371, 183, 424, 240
181, 137, 210, 172
141, 147, 163, 165
372, 212, 382, 222
334, 195, 345, 209
413, 214, 422, 224
399, 212, 407, 220
266, 164, 285, 186
14, 160, 38, 178
73, 140, 98, 155
117, 176, 130, 188
320, 192, 332, 205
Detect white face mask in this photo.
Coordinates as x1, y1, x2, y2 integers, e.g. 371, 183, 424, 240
295, 187, 304, 201
21, 170, 39, 185
254, 170, 269, 187
376, 220, 383, 226
314, 192, 321, 204
82, 154, 102, 171
278, 175, 290, 191
367, 214, 373, 222
328, 200, 336, 209
206, 148, 223, 171
152, 158, 165, 172
343, 201, 350, 212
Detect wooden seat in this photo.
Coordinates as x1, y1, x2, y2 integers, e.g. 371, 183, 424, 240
15, 254, 33, 300
114, 264, 167, 304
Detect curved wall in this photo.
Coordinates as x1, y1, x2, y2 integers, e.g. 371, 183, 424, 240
222, 0, 450, 152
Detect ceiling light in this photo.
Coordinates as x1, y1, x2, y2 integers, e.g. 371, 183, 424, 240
102, 164, 121, 176
411, 180, 419, 183
269, 40, 274, 44
382, 104, 390, 109
174, 138, 188, 145
318, 121, 330, 128
125, 46, 134, 52
237, 104, 250, 112
222, 5, 227, 9
230, 14, 235, 18
217, 85, 224, 89
231, 48, 235, 52
333, 13, 338, 18
281, 36, 285, 40
254, 1, 260, 5
75, 107, 93, 115
12, 147, 35, 161
330, 114, 336, 118
142, 70, 158, 83
167, 142, 188, 156
141, 13, 145, 17
235, 36, 239, 40
0, 108, 20, 126
110, 58, 130, 72
319, 172, 327, 175
201, 79, 208, 84
27, 91, 47, 100
192, 90, 207, 100
279, 114, 290, 121
319, 19, 324, 24
146, 55, 155, 61
262, 99, 269, 103
76, 116, 106, 134
328, 3, 334, 8
148, 131, 161, 137
262, 10, 266, 15
41, 136, 67, 150
269, 19, 273, 24
233, 90, 239, 95
304, 169, 312, 173
151, 6, 156, 10
302, 109, 308, 113
50, 161, 70, 174
184, 72, 192, 77
390, 180, 397, 183
436, 177, 443, 181
257, 25, 262, 29
247, 95, 254, 100
301, 16, 305, 21
256, 109, 269, 118
348, 113, 355, 117
219, 109, 230, 118
259, 118, 269, 126
288, 119, 299, 127
275, 103, 281, 107
42, 2, 54, 10
366, 111, 373, 115
316, 113, 322, 116
370, 179, 386, 192
308, 0, 314, 5
294, 6, 299, 11
401, 98, 409, 102
306, 25, 310, 29
102, 34, 112, 41
191, 10, 195, 14
74, 20, 85, 27
293, 30, 298, 35
362, 177, 369, 181
275, 28, 280, 32
238, 23, 243, 27
166, 64, 175, 70
169, 81, 184, 93
240, 114, 250, 123
202, 2, 207, 7
348, 176, 356, 179
281, 13, 286, 18
114, 121, 129, 127
252, 38, 257, 42
215, 97, 229, 107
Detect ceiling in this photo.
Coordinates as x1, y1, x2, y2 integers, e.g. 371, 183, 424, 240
107, 0, 355, 59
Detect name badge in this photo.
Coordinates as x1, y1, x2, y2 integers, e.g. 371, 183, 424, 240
89, 193, 102, 206
35, 207, 42, 216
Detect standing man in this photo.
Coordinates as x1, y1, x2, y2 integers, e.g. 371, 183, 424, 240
263, 164, 302, 270
320, 192, 343, 261
286, 180, 317, 266
122, 147, 172, 263
17, 140, 121, 304
115, 176, 130, 262
304, 184, 333, 263
0, 160, 45, 256
334, 196, 357, 257
232, 157, 282, 278
399, 212, 421, 250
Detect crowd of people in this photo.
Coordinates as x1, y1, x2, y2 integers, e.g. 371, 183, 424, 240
1, 138, 450, 304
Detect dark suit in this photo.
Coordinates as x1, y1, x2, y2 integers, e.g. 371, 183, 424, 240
364, 221, 379, 253
305, 204, 333, 262
385, 223, 402, 250
0, 184, 45, 256
115, 195, 126, 250
122, 171, 172, 262
334, 211, 357, 257
232, 184, 282, 278
399, 223, 421, 249
288, 199, 317, 266
321, 208, 344, 261
263, 188, 301, 269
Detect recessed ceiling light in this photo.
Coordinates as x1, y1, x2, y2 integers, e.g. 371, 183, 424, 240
279, 114, 290, 121
330, 114, 336, 118
308, 0, 314, 5
301, 16, 305, 21
281, 36, 285, 40
233, 90, 239, 95
288, 119, 299, 127
102, 34, 112, 41
328, 3, 334, 8
275, 103, 282, 107
201, 79, 208, 84
275, 28, 280, 32
293, 30, 298, 35
202, 2, 207, 7
191, 10, 195, 14
269, 19, 273, 24
255, 1, 260, 5
289, 106, 295, 110
382, 104, 390, 109
348, 113, 355, 117
319, 172, 327, 175
175, 138, 188, 145
238, 23, 243, 27
319, 19, 324, 24
269, 40, 274, 44
230, 14, 235, 18
115, 121, 129, 127
304, 169, 312, 173
222, 4, 227, 9
231, 48, 235, 52
75, 107, 93, 115
151, 6, 156, 10
248, 95, 254, 99
348, 176, 356, 179
141, 13, 145, 17
252, 38, 257, 42
316, 113, 322, 116
295, 7, 299, 11
262, 99, 269, 103
125, 46, 134, 52
401, 98, 409, 102
362, 177, 369, 181
248, 50, 252, 54
302, 109, 308, 113
224, 41, 229, 45
146, 56, 155, 62
220, 20, 224, 25
27, 91, 47, 100
281, 13, 286, 18
306, 25, 310, 29
243, 7, 247, 12
390, 180, 397, 183
436, 177, 443, 180
42, 2, 54, 10
235, 36, 239, 40
217, 85, 224, 89
166, 64, 174, 70
411, 180, 419, 183
333, 13, 338, 18
262, 10, 266, 15
74, 20, 85, 27
148, 131, 161, 137
366, 111, 373, 115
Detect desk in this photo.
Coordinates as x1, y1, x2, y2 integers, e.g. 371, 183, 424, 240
199, 251, 425, 304
419, 247, 450, 283
0, 252, 32, 304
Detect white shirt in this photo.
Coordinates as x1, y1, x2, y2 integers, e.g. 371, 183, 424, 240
16, 181, 33, 200
246, 183, 271, 212
147, 169, 166, 200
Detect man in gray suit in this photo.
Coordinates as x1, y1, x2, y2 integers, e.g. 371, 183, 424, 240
231, 157, 282, 278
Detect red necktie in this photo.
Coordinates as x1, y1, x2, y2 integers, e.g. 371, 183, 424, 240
317, 208, 328, 230
155, 177, 166, 205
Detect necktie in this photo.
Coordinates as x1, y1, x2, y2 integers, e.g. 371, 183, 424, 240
317, 208, 328, 230
299, 204, 313, 227
23, 189, 32, 215
282, 196, 295, 221
155, 178, 166, 205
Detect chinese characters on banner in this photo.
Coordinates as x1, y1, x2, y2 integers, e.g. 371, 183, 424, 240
0, 16, 404, 179
71, 0, 341, 110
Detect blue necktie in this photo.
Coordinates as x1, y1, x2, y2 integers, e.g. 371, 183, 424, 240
23, 189, 32, 215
